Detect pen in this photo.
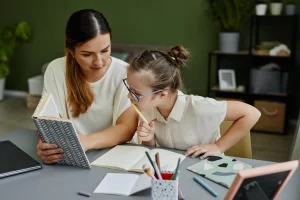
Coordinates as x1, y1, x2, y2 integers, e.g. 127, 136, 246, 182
153, 161, 163, 180
178, 185, 185, 200
170, 158, 181, 180
193, 176, 218, 197
131, 103, 149, 144
77, 191, 91, 197
145, 151, 156, 177
155, 152, 161, 172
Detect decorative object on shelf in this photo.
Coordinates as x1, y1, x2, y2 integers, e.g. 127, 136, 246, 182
206, 0, 255, 53
269, 44, 291, 56
256, 0, 269, 15
255, 41, 280, 55
270, 0, 283, 15
250, 63, 283, 95
236, 85, 245, 93
218, 69, 236, 91
254, 41, 290, 56
0, 21, 31, 100
285, 0, 296, 15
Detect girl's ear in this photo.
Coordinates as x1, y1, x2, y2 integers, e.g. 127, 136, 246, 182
159, 90, 169, 100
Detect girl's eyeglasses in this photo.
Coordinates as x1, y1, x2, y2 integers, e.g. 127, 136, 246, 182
122, 78, 162, 102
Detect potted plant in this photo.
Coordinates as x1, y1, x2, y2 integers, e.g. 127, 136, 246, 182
256, 0, 269, 15
270, 0, 283, 15
207, 0, 255, 53
0, 21, 31, 100
285, 0, 296, 15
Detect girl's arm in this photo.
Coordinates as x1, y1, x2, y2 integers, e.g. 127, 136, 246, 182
185, 101, 261, 159
215, 101, 261, 153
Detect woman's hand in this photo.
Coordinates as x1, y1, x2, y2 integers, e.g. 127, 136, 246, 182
137, 121, 155, 144
185, 144, 222, 159
36, 139, 64, 164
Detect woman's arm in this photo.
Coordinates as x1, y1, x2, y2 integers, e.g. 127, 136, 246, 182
215, 101, 261, 152
79, 107, 139, 151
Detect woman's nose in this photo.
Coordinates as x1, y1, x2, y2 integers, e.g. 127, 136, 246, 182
93, 54, 103, 66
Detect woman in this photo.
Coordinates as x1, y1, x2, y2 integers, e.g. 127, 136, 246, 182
36, 9, 138, 164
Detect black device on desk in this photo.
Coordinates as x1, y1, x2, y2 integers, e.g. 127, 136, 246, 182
0, 140, 42, 178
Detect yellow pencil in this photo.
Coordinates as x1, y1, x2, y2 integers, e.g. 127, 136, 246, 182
131, 103, 149, 124
131, 103, 149, 144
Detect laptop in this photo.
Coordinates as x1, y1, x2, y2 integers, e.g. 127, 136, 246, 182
0, 140, 42, 179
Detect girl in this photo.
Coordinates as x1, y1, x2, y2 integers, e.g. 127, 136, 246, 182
124, 45, 261, 159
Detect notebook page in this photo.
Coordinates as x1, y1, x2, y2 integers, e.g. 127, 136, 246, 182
39, 95, 60, 118
94, 173, 139, 196
130, 148, 185, 172
149, 149, 185, 171
32, 93, 49, 117
91, 145, 150, 171
130, 173, 151, 195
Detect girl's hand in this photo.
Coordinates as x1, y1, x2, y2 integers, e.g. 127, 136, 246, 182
137, 121, 155, 142
185, 144, 222, 159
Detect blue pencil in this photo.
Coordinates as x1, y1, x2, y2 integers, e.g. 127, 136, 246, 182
193, 176, 218, 197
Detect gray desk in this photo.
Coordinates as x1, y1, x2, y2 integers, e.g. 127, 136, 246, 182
0, 129, 299, 200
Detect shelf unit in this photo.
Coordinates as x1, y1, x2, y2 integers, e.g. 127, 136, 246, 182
207, 15, 298, 134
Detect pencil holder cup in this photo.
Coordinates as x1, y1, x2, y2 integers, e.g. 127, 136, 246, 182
151, 171, 178, 200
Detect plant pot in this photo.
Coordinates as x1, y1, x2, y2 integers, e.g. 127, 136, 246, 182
219, 32, 240, 53
256, 4, 268, 15
0, 77, 5, 101
270, 3, 283, 15
285, 4, 296, 15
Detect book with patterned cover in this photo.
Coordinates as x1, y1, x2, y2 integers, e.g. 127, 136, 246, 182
187, 154, 252, 188
32, 93, 90, 169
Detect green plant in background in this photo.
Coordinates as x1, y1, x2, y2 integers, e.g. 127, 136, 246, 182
0, 21, 31, 78
206, 0, 256, 32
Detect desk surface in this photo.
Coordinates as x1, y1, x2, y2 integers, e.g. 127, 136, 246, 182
0, 129, 299, 200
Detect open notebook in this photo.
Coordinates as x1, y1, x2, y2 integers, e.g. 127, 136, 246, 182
187, 154, 252, 188
32, 93, 90, 169
91, 145, 186, 173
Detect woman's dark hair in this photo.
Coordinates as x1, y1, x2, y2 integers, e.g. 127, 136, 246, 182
129, 45, 189, 93
65, 9, 112, 50
65, 9, 112, 117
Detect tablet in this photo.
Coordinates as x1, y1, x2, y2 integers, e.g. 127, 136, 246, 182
224, 160, 299, 200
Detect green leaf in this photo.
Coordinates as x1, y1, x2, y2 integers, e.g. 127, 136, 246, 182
15, 21, 31, 41
0, 21, 31, 78
0, 49, 9, 62
206, 0, 255, 32
0, 62, 9, 78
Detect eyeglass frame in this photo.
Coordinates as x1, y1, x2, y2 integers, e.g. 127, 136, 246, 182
122, 78, 162, 102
